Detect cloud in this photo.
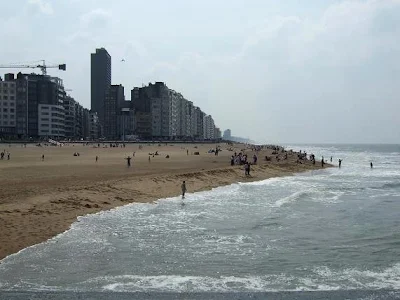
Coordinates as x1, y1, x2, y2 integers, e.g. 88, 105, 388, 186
63, 8, 113, 46
28, 0, 54, 15
146, 0, 400, 143
80, 8, 112, 29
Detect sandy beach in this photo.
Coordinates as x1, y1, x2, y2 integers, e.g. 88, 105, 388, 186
0, 142, 326, 260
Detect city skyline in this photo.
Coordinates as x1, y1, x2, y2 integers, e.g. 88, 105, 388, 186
0, 0, 399, 143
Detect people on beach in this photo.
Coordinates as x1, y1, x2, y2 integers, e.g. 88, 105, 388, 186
330, 156, 333, 162
338, 159, 342, 168
245, 162, 251, 176
187, 149, 189, 156
125, 156, 131, 167
42, 154, 45, 161
181, 181, 187, 199
7, 153, 10, 160
148, 156, 151, 163
95, 156, 98, 162
321, 157, 325, 167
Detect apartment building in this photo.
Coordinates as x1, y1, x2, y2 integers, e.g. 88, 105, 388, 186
0, 79, 17, 136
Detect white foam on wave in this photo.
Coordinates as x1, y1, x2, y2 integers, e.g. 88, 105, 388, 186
274, 188, 344, 208
312, 263, 400, 290
274, 190, 308, 207
94, 263, 400, 292
99, 274, 283, 292
239, 177, 284, 186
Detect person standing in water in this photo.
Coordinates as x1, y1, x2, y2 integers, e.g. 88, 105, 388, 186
338, 159, 342, 168
181, 181, 187, 199
370, 162, 373, 168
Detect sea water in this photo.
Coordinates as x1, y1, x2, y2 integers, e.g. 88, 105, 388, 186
0, 144, 399, 299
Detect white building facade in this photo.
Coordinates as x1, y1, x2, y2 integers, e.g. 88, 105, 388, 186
203, 114, 215, 140
38, 104, 65, 138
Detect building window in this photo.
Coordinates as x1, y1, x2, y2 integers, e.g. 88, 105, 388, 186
41, 118, 49, 121
10, 108, 14, 113
10, 102, 14, 106
10, 121, 14, 125
3, 108, 7, 112
3, 96, 7, 100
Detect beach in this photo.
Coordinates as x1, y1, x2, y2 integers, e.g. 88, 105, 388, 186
0, 142, 323, 260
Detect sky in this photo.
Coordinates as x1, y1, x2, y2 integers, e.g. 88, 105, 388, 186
0, 0, 399, 144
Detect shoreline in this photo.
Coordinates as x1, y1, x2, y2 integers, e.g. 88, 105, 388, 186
0, 143, 331, 260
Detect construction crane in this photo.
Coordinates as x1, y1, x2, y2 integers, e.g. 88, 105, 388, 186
0, 60, 66, 76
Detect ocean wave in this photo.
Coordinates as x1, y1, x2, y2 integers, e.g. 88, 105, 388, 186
81, 263, 399, 292
368, 181, 400, 191
3, 265, 400, 292
274, 189, 343, 207
274, 191, 309, 207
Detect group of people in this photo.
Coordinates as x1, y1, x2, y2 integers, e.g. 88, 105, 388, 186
229, 152, 257, 176
230, 152, 257, 166
0, 150, 10, 160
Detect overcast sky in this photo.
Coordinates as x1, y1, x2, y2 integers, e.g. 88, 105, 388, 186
1, 0, 399, 144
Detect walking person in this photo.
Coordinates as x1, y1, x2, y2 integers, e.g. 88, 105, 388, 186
42, 154, 45, 161
95, 156, 98, 162
181, 181, 187, 199
338, 159, 342, 168
125, 156, 131, 167
245, 162, 251, 176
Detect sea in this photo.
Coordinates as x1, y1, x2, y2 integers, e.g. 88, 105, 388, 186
0, 144, 400, 300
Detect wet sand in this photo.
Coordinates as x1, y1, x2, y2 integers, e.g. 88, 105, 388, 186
0, 142, 326, 260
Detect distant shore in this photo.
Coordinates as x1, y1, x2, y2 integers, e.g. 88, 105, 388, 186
0, 142, 330, 260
